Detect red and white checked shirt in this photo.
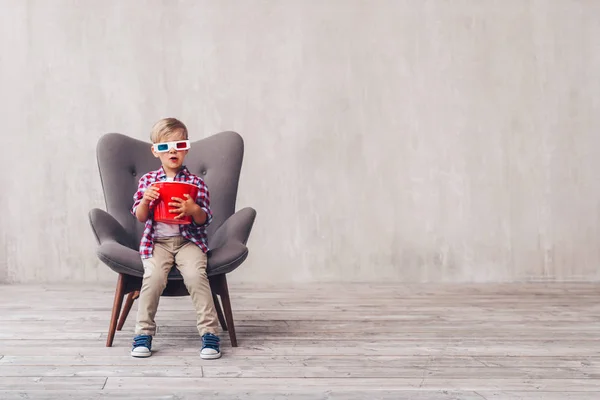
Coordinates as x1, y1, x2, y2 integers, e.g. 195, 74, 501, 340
131, 166, 213, 259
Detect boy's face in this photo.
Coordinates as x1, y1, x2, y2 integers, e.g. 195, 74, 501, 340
151, 129, 188, 170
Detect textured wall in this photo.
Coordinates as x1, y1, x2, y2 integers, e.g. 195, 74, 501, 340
1, 0, 599, 283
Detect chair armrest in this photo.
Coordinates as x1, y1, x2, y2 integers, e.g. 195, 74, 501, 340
97, 241, 144, 277
89, 208, 135, 249
209, 207, 257, 250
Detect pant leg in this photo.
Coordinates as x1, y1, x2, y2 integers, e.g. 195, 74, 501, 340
174, 239, 219, 336
134, 238, 175, 336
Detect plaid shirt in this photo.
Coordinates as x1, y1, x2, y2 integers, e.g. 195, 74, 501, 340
131, 166, 212, 259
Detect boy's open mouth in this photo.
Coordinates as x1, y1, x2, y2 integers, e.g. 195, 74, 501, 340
169, 156, 178, 161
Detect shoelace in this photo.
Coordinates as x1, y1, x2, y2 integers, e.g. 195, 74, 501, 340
202, 334, 220, 350
133, 335, 152, 348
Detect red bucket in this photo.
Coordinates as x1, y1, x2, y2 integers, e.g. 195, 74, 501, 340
153, 181, 199, 225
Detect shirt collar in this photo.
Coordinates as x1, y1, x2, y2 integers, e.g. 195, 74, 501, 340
157, 165, 190, 180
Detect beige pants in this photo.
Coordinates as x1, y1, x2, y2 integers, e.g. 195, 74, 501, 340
134, 236, 219, 337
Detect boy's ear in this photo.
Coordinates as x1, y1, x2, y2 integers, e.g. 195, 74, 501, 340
150, 145, 159, 158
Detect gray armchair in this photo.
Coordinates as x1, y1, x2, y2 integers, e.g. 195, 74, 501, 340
89, 131, 256, 347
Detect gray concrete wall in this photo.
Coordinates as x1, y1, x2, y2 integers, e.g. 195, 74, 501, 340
1, 0, 599, 283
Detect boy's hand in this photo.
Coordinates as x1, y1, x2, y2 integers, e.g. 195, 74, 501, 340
141, 185, 160, 206
169, 194, 199, 220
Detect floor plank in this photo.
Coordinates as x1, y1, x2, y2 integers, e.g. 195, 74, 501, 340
0, 365, 593, 379
1, 355, 595, 368
103, 376, 600, 391
0, 376, 106, 390
0, 390, 485, 400
0, 343, 597, 357
0, 366, 204, 378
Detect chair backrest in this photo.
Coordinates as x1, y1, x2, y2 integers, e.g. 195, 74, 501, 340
96, 131, 244, 246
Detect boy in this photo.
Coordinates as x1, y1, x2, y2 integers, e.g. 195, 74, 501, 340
130, 117, 221, 359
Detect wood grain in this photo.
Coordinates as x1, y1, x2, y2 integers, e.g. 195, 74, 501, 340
0, 377, 106, 390
0, 390, 485, 400
102, 377, 600, 391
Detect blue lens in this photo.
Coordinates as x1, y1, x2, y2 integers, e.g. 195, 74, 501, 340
157, 143, 168, 151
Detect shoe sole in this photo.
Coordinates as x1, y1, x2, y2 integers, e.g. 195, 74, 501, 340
131, 351, 152, 358
200, 352, 222, 360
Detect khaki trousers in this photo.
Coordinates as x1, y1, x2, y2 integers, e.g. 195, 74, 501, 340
134, 236, 219, 337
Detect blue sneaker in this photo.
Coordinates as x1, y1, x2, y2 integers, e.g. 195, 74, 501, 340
200, 333, 221, 359
131, 334, 152, 358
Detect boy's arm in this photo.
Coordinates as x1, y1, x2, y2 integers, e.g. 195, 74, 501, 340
131, 176, 155, 223
191, 179, 212, 227
135, 200, 152, 223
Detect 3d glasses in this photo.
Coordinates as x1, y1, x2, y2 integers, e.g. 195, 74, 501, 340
152, 140, 191, 153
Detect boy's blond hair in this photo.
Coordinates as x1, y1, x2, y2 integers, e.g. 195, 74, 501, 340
150, 118, 189, 143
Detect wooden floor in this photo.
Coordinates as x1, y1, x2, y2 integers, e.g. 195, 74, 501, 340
0, 282, 599, 399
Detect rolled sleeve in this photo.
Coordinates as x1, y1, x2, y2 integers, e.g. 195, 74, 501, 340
193, 179, 212, 227
131, 175, 150, 216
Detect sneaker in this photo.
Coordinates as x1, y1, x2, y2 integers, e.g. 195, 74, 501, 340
200, 333, 221, 359
131, 334, 152, 358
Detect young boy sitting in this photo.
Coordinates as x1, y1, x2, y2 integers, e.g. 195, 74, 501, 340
130, 117, 221, 359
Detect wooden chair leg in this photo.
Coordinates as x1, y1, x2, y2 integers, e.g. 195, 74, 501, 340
117, 290, 139, 331
106, 274, 125, 347
212, 293, 228, 331
217, 275, 237, 347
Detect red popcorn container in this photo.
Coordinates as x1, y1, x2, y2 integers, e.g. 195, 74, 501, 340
152, 181, 199, 225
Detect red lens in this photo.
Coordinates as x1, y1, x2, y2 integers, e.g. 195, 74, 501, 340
176, 141, 187, 149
